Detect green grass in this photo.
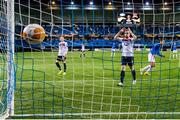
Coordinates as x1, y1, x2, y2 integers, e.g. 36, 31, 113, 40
1, 50, 180, 119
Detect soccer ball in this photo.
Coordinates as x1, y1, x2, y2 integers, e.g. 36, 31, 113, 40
22, 24, 47, 44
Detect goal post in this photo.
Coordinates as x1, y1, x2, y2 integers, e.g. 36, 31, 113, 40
7, 0, 15, 117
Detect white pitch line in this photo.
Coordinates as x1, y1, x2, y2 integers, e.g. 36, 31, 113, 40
13, 112, 180, 117
15, 78, 179, 84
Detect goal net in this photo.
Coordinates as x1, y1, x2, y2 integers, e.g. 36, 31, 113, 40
0, 0, 180, 119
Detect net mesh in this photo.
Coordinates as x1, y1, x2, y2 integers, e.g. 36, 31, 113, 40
0, 0, 180, 119
0, 0, 11, 118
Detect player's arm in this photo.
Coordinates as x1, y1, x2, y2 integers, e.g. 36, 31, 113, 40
114, 28, 124, 40
128, 28, 137, 40
156, 45, 165, 57
157, 51, 164, 57
64, 43, 68, 57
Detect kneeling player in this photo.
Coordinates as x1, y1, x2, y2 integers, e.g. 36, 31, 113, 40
56, 36, 68, 75
140, 39, 165, 75
114, 27, 137, 86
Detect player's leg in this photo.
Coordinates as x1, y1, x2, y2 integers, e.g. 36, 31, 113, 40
128, 57, 136, 84
80, 50, 85, 58
176, 52, 178, 58
174, 50, 178, 59
118, 56, 126, 86
80, 51, 82, 57
140, 65, 151, 74
113, 50, 115, 57
141, 53, 154, 75
144, 62, 155, 75
63, 56, 67, 75
56, 60, 61, 70
119, 65, 126, 86
56, 56, 61, 70
56, 56, 63, 75
111, 49, 115, 57
83, 51, 85, 57
173, 52, 175, 59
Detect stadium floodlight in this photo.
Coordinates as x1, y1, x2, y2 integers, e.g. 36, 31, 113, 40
127, 2, 130, 5
146, 2, 149, 6
52, 1, 55, 5
71, 1, 74, 5
120, 13, 125, 17
108, 2, 112, 5
164, 2, 168, 5
89, 1, 93, 5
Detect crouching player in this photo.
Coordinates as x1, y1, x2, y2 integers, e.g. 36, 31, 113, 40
140, 39, 165, 75
56, 36, 68, 75
114, 27, 137, 86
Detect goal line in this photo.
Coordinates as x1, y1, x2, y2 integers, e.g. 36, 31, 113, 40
13, 112, 180, 117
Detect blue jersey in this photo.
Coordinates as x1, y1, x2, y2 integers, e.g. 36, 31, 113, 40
171, 43, 177, 51
150, 43, 163, 57
112, 43, 116, 49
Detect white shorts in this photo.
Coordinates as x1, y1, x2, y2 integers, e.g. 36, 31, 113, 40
111, 49, 116, 52
148, 53, 155, 62
173, 50, 177, 53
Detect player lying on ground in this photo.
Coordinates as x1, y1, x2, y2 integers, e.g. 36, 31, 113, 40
140, 39, 165, 76
55, 36, 68, 75
114, 27, 137, 86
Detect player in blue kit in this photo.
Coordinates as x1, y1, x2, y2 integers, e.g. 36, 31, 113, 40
111, 42, 116, 57
140, 39, 165, 75
114, 27, 137, 86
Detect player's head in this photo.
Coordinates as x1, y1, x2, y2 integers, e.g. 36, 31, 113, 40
124, 29, 130, 38
127, 15, 131, 20
60, 36, 64, 41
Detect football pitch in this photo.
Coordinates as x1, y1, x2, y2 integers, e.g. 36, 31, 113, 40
5, 50, 180, 119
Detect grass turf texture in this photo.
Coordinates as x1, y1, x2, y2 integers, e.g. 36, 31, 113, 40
2, 50, 179, 119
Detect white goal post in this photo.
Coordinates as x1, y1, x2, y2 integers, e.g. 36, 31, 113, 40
6, 0, 15, 119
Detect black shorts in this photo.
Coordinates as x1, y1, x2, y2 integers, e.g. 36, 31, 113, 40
121, 56, 134, 66
57, 56, 66, 62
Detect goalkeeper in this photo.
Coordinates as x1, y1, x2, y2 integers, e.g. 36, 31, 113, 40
140, 39, 165, 75
55, 36, 68, 75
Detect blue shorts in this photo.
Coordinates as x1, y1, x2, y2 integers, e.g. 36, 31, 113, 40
121, 56, 134, 66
